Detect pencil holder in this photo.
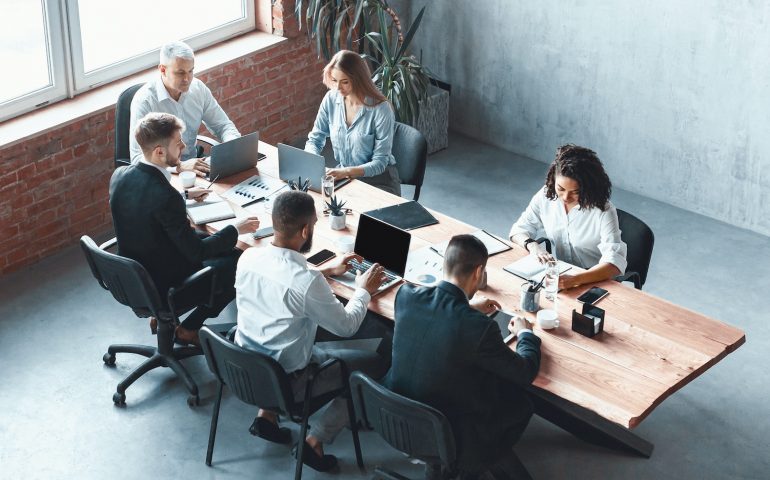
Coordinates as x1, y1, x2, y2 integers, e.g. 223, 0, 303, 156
572, 303, 605, 338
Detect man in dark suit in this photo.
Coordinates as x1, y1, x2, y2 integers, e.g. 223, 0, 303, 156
386, 234, 541, 479
109, 112, 259, 345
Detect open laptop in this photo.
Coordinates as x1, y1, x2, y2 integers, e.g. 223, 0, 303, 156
205, 132, 265, 180
277, 143, 350, 193
330, 213, 411, 295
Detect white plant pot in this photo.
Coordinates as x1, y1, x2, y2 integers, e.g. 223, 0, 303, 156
329, 213, 346, 230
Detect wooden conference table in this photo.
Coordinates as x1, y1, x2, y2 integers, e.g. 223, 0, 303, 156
184, 141, 745, 457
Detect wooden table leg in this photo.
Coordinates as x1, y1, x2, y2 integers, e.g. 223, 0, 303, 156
528, 386, 654, 458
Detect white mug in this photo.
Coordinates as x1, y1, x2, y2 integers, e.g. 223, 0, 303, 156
537, 309, 559, 330
335, 235, 355, 253
179, 171, 196, 188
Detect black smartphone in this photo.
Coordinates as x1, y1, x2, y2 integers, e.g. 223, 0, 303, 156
307, 249, 336, 266
252, 226, 274, 240
577, 286, 609, 305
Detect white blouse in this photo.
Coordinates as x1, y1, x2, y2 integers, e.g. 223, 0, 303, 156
509, 189, 627, 273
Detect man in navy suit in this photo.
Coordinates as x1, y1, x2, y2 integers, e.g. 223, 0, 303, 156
109, 112, 259, 345
386, 234, 541, 479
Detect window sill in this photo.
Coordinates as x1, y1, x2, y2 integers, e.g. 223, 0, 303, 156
0, 31, 286, 150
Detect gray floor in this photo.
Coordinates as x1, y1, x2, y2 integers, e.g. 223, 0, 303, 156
1, 133, 768, 479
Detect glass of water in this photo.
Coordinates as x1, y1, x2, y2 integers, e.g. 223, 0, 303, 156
322, 174, 335, 201
543, 259, 559, 303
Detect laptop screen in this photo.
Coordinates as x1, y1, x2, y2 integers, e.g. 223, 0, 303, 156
354, 214, 411, 276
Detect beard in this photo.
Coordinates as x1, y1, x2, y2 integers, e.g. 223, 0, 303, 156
299, 235, 313, 254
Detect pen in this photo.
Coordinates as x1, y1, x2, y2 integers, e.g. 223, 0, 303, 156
429, 246, 444, 257
205, 175, 220, 189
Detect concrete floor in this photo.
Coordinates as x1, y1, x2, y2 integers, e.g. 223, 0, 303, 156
1, 133, 768, 479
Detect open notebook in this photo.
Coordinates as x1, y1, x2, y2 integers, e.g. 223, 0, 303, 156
186, 192, 235, 225
503, 255, 573, 283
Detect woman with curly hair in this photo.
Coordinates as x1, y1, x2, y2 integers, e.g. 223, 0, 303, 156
509, 144, 627, 289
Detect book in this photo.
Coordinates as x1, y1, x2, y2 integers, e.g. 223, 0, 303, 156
503, 255, 573, 283
432, 229, 512, 257
186, 192, 235, 225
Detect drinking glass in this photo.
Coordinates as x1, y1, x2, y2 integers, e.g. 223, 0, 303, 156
543, 259, 559, 303
322, 174, 335, 201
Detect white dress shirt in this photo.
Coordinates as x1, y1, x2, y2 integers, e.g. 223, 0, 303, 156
234, 244, 371, 373
129, 76, 240, 164
509, 189, 627, 273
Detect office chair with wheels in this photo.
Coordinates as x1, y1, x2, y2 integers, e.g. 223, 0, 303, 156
80, 235, 216, 407
199, 327, 363, 480
615, 209, 655, 289
392, 122, 428, 201
114, 83, 220, 169
350, 371, 459, 480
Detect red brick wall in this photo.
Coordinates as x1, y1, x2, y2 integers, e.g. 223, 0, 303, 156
0, 0, 326, 275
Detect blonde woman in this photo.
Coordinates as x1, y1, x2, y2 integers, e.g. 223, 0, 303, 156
305, 50, 401, 195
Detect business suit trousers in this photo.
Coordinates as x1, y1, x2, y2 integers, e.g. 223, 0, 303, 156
290, 341, 389, 445
178, 248, 242, 330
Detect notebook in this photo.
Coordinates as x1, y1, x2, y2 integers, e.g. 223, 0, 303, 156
503, 255, 573, 283
186, 192, 235, 225
432, 229, 512, 257
363, 201, 438, 231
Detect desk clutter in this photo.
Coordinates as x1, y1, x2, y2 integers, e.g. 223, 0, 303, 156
221, 175, 286, 207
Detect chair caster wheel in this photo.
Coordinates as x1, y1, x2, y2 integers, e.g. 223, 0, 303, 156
103, 353, 116, 366
187, 394, 200, 407
113, 392, 126, 406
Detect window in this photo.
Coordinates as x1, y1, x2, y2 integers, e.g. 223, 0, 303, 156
0, 0, 255, 122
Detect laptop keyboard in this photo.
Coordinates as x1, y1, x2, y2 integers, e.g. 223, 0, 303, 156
348, 259, 398, 283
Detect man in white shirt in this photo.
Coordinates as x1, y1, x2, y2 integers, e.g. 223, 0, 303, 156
129, 41, 241, 175
234, 190, 387, 472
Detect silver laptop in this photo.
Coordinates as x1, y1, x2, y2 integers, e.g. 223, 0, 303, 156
330, 214, 411, 295
277, 143, 350, 193
206, 132, 264, 179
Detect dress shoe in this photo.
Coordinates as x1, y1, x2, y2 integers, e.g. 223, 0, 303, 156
293, 441, 338, 472
249, 417, 292, 444
174, 326, 200, 346
149, 317, 157, 334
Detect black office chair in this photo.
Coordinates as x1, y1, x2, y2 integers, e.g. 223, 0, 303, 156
199, 327, 363, 480
350, 371, 457, 480
114, 83, 220, 169
615, 209, 655, 289
392, 122, 428, 201
80, 235, 216, 407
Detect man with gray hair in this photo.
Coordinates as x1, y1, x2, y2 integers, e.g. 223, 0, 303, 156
129, 41, 241, 175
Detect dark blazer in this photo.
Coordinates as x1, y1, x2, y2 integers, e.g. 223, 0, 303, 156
109, 162, 238, 296
385, 281, 541, 471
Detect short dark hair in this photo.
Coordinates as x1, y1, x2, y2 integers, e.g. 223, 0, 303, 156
134, 112, 184, 155
272, 191, 316, 236
545, 144, 612, 211
443, 234, 488, 278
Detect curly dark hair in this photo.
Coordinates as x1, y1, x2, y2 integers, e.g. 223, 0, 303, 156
544, 144, 612, 211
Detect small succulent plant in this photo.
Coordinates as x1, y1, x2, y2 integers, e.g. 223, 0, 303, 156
289, 177, 310, 192
325, 195, 347, 216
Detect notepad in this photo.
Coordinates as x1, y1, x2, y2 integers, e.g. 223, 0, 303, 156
186, 192, 235, 225
363, 201, 438, 231
503, 255, 573, 283
432, 229, 512, 257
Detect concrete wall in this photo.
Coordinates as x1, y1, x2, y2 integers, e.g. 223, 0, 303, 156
401, 0, 770, 236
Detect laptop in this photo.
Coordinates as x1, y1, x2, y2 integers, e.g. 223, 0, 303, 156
277, 143, 350, 193
205, 132, 265, 180
330, 213, 411, 295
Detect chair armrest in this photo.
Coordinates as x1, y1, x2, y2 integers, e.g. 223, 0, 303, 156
615, 271, 642, 290
99, 237, 118, 251
167, 266, 217, 323
115, 158, 131, 169
196, 135, 220, 147
535, 237, 552, 254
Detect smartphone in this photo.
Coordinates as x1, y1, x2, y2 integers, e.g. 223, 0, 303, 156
252, 226, 274, 240
307, 249, 336, 266
577, 286, 609, 305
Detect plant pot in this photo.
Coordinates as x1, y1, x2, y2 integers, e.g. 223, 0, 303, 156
417, 84, 450, 154
329, 213, 346, 230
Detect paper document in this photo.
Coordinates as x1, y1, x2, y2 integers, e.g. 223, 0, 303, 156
186, 192, 235, 225
404, 245, 444, 286
503, 255, 573, 283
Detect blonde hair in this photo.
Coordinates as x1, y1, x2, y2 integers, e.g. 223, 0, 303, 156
322, 50, 387, 106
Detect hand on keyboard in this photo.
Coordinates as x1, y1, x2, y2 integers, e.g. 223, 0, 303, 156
353, 261, 388, 295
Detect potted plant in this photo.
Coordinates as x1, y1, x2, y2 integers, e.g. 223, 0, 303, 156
325, 195, 347, 230
288, 177, 311, 192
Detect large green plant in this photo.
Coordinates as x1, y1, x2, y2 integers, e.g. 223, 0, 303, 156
294, 0, 431, 126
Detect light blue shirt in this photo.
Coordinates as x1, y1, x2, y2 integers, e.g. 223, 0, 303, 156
305, 89, 396, 177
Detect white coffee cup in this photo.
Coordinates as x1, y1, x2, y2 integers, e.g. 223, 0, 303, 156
537, 309, 559, 330
335, 235, 355, 253
179, 171, 196, 188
